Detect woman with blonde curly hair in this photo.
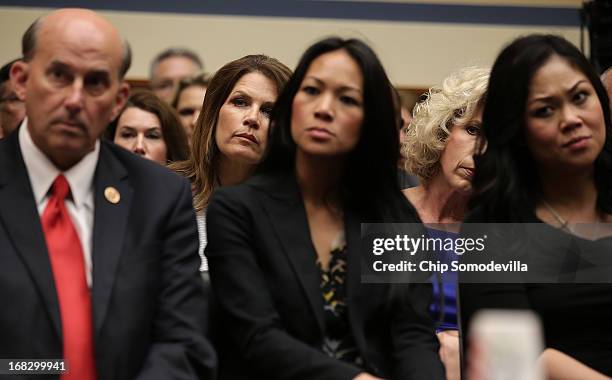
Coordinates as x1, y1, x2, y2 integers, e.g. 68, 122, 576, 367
170, 55, 291, 271
401, 66, 489, 380
403, 67, 489, 221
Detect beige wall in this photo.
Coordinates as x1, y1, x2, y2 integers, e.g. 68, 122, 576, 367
0, 5, 582, 88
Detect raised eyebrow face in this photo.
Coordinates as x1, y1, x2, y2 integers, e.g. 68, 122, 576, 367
528, 79, 590, 105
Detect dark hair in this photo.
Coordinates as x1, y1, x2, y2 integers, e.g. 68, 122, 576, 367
170, 54, 292, 212
469, 34, 612, 221
105, 90, 189, 163
391, 85, 404, 131
259, 37, 409, 220
22, 16, 132, 79
171, 72, 210, 109
150, 47, 203, 79
0, 58, 21, 84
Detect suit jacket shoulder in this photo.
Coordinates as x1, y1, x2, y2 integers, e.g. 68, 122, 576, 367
0, 135, 216, 380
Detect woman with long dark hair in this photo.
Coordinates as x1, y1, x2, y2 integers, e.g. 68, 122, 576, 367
206, 37, 444, 380
461, 34, 612, 378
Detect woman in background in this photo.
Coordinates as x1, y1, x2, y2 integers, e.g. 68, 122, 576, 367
106, 89, 189, 165
403, 67, 488, 224
172, 73, 209, 147
461, 34, 612, 379
206, 37, 444, 380
392, 86, 419, 189
171, 55, 291, 271
402, 66, 489, 380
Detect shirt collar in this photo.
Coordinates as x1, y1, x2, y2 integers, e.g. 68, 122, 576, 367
19, 118, 100, 209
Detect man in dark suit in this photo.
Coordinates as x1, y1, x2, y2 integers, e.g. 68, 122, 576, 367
0, 8, 215, 379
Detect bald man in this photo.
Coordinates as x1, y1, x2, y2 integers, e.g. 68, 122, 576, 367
0, 9, 215, 380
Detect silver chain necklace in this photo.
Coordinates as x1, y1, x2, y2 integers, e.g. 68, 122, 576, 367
542, 200, 572, 232
541, 200, 605, 237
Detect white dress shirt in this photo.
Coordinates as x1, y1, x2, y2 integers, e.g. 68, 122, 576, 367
196, 209, 209, 271
19, 119, 99, 287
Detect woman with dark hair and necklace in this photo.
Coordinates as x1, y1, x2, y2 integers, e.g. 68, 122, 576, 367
206, 37, 444, 380
461, 34, 612, 379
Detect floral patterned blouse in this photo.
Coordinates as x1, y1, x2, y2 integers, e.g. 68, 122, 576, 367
316, 232, 364, 367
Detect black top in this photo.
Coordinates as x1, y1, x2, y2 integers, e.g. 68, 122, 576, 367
206, 173, 444, 380
460, 211, 612, 376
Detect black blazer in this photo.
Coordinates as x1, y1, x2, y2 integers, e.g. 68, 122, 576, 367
0, 131, 216, 380
206, 173, 444, 380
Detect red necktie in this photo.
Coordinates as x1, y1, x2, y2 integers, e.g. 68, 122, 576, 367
41, 175, 96, 380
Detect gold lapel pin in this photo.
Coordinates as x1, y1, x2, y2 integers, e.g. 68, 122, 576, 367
104, 186, 121, 204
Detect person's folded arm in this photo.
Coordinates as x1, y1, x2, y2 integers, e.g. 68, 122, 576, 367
135, 179, 217, 380
388, 283, 445, 380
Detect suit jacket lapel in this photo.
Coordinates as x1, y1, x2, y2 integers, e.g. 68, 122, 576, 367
258, 175, 326, 334
0, 132, 62, 337
91, 143, 133, 335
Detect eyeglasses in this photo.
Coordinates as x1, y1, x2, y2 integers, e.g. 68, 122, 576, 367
151, 80, 175, 91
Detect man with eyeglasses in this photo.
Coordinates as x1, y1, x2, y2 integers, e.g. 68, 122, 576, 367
0, 58, 26, 139
149, 48, 203, 102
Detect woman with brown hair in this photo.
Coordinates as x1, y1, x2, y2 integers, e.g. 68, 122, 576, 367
106, 89, 189, 165
170, 54, 291, 271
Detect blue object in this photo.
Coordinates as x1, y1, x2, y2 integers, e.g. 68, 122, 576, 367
425, 228, 459, 332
